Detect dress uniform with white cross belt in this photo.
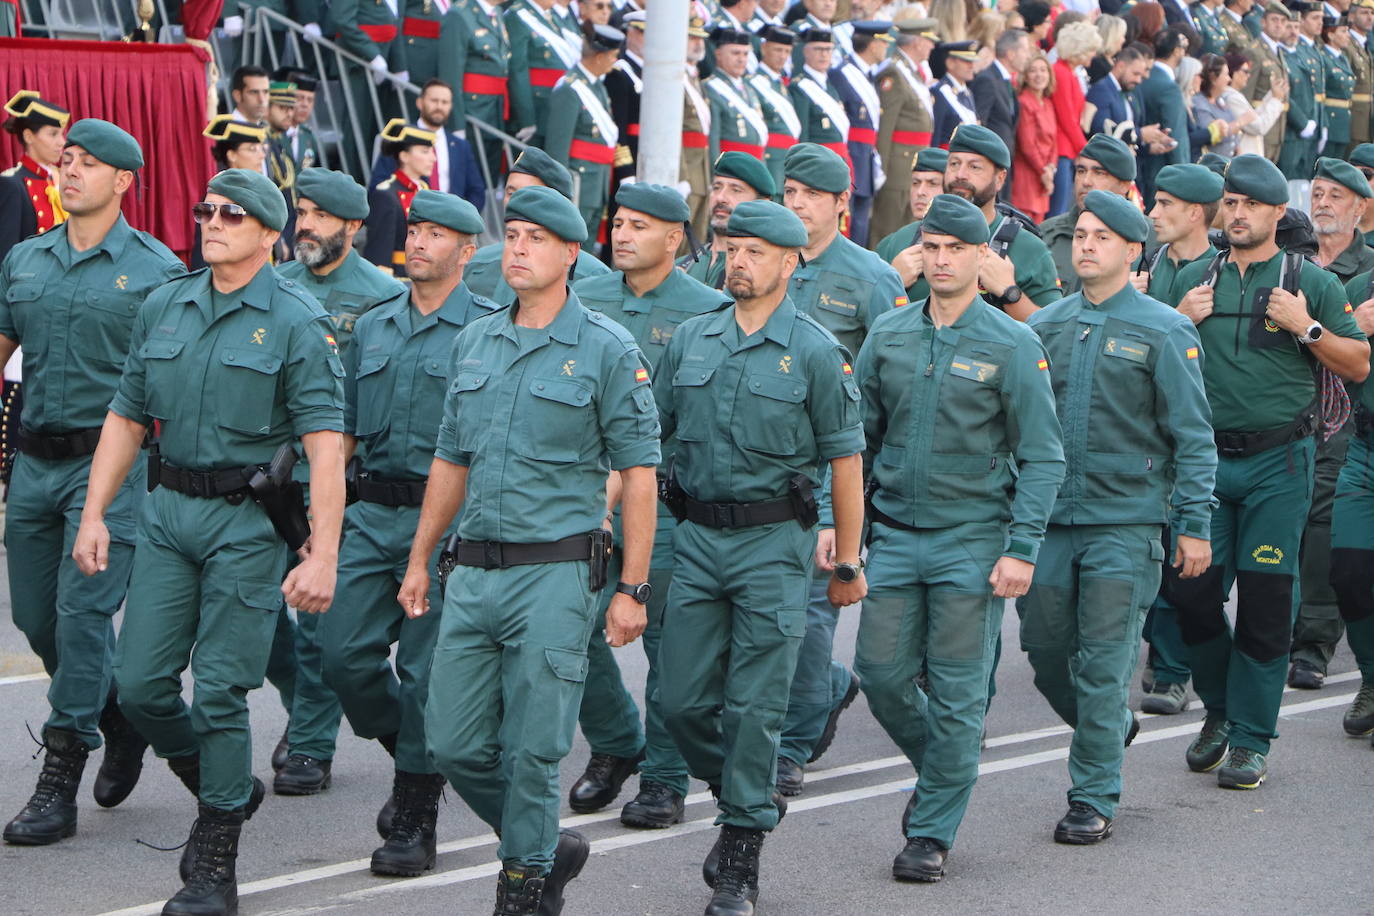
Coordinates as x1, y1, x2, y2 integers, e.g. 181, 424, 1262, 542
508, 0, 583, 148
706, 28, 770, 161
870, 21, 937, 247
751, 25, 803, 201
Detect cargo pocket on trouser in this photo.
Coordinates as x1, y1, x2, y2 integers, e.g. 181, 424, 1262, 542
219, 578, 285, 691
524, 646, 590, 761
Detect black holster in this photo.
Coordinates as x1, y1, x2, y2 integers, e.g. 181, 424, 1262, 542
589, 528, 613, 591
247, 443, 311, 552
787, 473, 820, 530
146, 439, 161, 493
437, 530, 460, 598
659, 463, 688, 523
344, 456, 361, 505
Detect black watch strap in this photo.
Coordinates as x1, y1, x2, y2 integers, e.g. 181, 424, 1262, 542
616, 581, 652, 603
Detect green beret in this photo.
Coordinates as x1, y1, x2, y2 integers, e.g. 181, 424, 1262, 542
64, 119, 143, 172
947, 124, 1010, 170
913, 147, 948, 174
615, 182, 691, 223
725, 199, 808, 247
1313, 156, 1373, 198
1081, 189, 1149, 243
511, 147, 575, 201
409, 189, 484, 234
1197, 152, 1231, 177
1155, 163, 1224, 203
1223, 154, 1289, 205
1350, 143, 1374, 169
207, 168, 288, 232
783, 142, 851, 193
714, 151, 775, 197
1080, 133, 1136, 182
296, 168, 368, 220
505, 185, 587, 243
920, 193, 990, 244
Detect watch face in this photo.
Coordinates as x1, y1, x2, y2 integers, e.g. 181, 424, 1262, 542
835, 564, 857, 583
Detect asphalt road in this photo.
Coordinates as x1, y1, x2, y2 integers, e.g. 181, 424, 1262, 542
1, 539, 1370, 916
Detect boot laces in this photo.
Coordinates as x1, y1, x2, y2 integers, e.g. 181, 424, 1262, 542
495, 872, 544, 914
638, 781, 677, 803
1351, 684, 1374, 718
582, 753, 620, 782
1227, 746, 1260, 769
181, 819, 236, 894
713, 831, 761, 898
1067, 801, 1098, 818
387, 776, 441, 844
1198, 715, 1227, 741
22, 724, 84, 811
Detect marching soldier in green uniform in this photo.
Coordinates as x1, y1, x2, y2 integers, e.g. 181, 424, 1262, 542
1322, 15, 1356, 161
399, 185, 661, 916
508, 0, 582, 147
322, 190, 493, 876
653, 199, 867, 915
790, 29, 851, 161
1133, 164, 1226, 716
268, 169, 404, 795
0, 121, 183, 847
707, 29, 770, 161
74, 168, 347, 915
436, 0, 511, 173
876, 126, 1061, 322
908, 148, 950, 223
1349, 0, 1374, 148
684, 152, 776, 291
1021, 190, 1217, 843
463, 148, 612, 306
1039, 134, 1147, 296
751, 25, 802, 199
854, 194, 1064, 883
545, 24, 628, 252
871, 17, 938, 248
774, 144, 904, 796
1312, 156, 1374, 285
1352, 143, 1374, 244
1166, 156, 1369, 789
566, 184, 730, 829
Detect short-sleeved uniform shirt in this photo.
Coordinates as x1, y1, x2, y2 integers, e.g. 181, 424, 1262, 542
787, 232, 905, 359
278, 248, 406, 354
434, 290, 662, 543
0, 216, 184, 433
110, 264, 346, 469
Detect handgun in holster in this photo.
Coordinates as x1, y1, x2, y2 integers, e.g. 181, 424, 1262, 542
247, 443, 311, 552
862, 477, 879, 546
436, 530, 460, 599
146, 438, 161, 492
344, 455, 361, 506
659, 461, 687, 523
588, 528, 613, 592
788, 473, 820, 530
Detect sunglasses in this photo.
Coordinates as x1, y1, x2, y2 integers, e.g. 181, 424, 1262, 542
192, 201, 249, 226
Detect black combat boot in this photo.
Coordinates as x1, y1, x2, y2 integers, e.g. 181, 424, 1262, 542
775, 756, 804, 797
703, 787, 785, 888
168, 754, 201, 797
493, 867, 546, 915
1053, 801, 1113, 844
375, 733, 399, 839
567, 749, 643, 813
94, 689, 149, 808
537, 829, 589, 916
177, 772, 265, 882
3, 727, 89, 845
892, 836, 948, 882
620, 780, 685, 829
162, 803, 247, 916
270, 729, 289, 772
705, 825, 764, 916
272, 754, 332, 795
371, 770, 445, 876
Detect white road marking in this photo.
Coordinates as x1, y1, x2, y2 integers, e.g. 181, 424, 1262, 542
0, 672, 48, 686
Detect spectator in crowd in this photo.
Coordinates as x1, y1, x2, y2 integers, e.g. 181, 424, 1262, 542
1048, 21, 1101, 215
1090, 14, 1128, 81
582, 0, 613, 27
972, 27, 1028, 183
204, 115, 267, 173
367, 80, 485, 214
931, 0, 968, 41
1177, 55, 1218, 160
1129, 2, 1168, 45
1138, 26, 1192, 205
969, 10, 1007, 69
1192, 52, 1242, 158
1021, 0, 1053, 48
229, 65, 270, 126
1014, 50, 1059, 222
1221, 50, 1287, 158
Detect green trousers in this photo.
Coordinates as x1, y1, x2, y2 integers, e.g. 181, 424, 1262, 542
854, 521, 1004, 849
1291, 425, 1352, 671
425, 559, 596, 870
779, 573, 853, 766
266, 607, 297, 714
1167, 438, 1315, 756
115, 488, 289, 810
282, 608, 343, 760
658, 519, 814, 832
1332, 432, 1374, 681
5, 453, 143, 747
1144, 531, 1194, 687
319, 501, 443, 774
1019, 524, 1163, 819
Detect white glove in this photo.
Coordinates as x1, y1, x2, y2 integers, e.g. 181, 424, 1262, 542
222, 14, 244, 37
394, 70, 410, 85
370, 54, 389, 75
1300, 119, 1316, 139
872, 151, 886, 192
302, 21, 322, 43
515, 125, 537, 142
676, 180, 691, 200
453, 129, 466, 140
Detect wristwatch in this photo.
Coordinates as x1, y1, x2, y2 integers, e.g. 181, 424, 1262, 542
1000, 284, 1023, 305
1298, 322, 1324, 345
616, 581, 653, 604
833, 559, 865, 583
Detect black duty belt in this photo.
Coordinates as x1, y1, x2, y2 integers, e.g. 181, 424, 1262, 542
17, 426, 102, 460
682, 493, 797, 529
154, 460, 256, 503
1214, 412, 1316, 460
452, 532, 596, 569
866, 503, 919, 533
355, 475, 426, 507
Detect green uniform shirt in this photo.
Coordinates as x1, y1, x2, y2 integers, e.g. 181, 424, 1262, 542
681, 245, 726, 290
278, 249, 406, 354
1146, 242, 1218, 305
787, 232, 904, 359
653, 297, 864, 503
435, 290, 661, 542
875, 213, 1061, 308
1172, 249, 1366, 433
573, 266, 731, 374
1321, 230, 1374, 285
110, 265, 346, 468
463, 242, 610, 307
346, 282, 495, 479
856, 297, 1065, 563
0, 216, 183, 433
1028, 281, 1216, 536
1344, 268, 1374, 417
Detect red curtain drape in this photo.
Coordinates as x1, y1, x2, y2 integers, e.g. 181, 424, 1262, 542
0, 38, 215, 261
181, 0, 225, 42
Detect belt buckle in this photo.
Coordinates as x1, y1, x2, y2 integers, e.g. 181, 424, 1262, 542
710, 503, 735, 528
1216, 433, 1246, 458
482, 541, 503, 569
186, 474, 206, 498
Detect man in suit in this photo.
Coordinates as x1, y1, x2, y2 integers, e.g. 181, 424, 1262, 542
931, 41, 981, 150
368, 79, 486, 214
1087, 45, 1149, 142
971, 29, 1029, 202
1137, 27, 1192, 207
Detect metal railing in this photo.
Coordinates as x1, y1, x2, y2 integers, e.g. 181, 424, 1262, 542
17, 0, 172, 41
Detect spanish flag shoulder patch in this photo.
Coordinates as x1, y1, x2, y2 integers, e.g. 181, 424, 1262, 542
895, 295, 909, 307
1346, 302, 1354, 313
1036, 358, 1049, 371
842, 362, 853, 375
634, 367, 649, 383
1186, 346, 1199, 360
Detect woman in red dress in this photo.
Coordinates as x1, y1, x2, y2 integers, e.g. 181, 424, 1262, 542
0, 90, 69, 261
1047, 21, 1102, 215
1013, 52, 1058, 224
